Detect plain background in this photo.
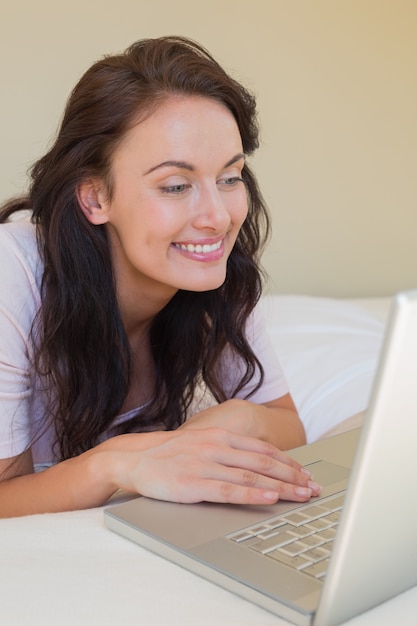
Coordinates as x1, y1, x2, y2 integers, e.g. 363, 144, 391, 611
1, 0, 416, 296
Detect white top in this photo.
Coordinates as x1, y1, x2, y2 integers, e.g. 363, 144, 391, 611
0, 220, 288, 467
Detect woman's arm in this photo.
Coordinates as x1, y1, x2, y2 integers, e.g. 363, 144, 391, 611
0, 424, 320, 518
181, 394, 306, 450
0, 448, 118, 518
259, 394, 307, 449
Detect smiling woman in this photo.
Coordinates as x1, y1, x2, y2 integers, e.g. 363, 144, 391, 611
0, 36, 318, 518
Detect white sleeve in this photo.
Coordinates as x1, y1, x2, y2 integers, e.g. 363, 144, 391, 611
221, 302, 289, 404
0, 223, 41, 458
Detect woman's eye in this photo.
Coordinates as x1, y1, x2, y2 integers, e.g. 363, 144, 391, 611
219, 176, 244, 186
161, 184, 189, 194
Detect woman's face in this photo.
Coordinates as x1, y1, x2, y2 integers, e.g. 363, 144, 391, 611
85, 95, 248, 315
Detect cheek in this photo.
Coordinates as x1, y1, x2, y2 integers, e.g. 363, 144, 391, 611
114, 195, 182, 242
232, 189, 249, 227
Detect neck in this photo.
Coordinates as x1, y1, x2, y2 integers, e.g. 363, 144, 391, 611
117, 287, 176, 339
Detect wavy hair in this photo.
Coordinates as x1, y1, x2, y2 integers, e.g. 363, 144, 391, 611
0, 36, 270, 460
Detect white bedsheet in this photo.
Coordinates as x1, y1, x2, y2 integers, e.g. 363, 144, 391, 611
3, 294, 416, 626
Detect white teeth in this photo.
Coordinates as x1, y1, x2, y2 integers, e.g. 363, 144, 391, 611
175, 240, 222, 253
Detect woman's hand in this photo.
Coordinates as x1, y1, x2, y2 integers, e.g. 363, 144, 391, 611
103, 426, 321, 506
179, 396, 306, 450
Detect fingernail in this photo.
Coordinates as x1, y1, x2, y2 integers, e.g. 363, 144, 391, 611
308, 480, 323, 494
263, 491, 279, 502
301, 467, 313, 478
295, 486, 312, 497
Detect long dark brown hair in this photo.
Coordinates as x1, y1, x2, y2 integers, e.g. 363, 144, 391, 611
0, 36, 270, 460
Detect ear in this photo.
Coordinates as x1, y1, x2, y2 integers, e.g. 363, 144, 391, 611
77, 179, 109, 225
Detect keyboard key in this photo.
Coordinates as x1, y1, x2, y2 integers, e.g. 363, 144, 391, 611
303, 559, 330, 579
282, 512, 312, 526
325, 511, 341, 525
229, 531, 254, 542
266, 518, 287, 530
296, 505, 330, 520
302, 547, 329, 563
289, 525, 314, 538
257, 530, 283, 540
251, 532, 297, 553
316, 500, 337, 513
248, 524, 273, 535
305, 518, 333, 531
316, 528, 337, 541
268, 551, 311, 570
299, 534, 325, 549
279, 540, 308, 556
316, 542, 333, 557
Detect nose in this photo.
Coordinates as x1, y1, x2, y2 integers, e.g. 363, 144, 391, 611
192, 183, 231, 232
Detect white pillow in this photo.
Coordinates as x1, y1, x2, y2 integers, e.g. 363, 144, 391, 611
261, 295, 389, 442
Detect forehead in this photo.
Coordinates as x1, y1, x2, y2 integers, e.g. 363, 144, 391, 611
113, 95, 243, 168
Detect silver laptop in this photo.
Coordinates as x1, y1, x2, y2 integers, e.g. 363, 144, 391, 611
104, 289, 417, 626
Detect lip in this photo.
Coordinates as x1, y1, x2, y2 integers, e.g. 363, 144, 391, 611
171, 237, 225, 261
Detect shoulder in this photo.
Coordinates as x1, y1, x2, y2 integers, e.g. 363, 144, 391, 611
0, 219, 41, 280
0, 217, 38, 254
0, 219, 42, 320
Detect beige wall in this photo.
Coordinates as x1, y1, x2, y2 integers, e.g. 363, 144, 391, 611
1, 0, 416, 297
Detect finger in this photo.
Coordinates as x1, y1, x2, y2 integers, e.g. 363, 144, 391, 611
224, 430, 306, 472
181, 428, 322, 493
174, 426, 302, 471
180, 477, 310, 506
205, 466, 314, 503
207, 445, 320, 493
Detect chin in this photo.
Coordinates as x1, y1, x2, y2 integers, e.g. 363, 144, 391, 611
180, 273, 227, 293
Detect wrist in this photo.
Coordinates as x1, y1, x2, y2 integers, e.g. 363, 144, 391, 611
79, 445, 122, 505
88, 431, 174, 497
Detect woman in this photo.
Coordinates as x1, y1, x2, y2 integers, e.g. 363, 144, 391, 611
0, 36, 320, 517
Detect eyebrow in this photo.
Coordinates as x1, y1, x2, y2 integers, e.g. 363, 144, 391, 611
144, 153, 245, 176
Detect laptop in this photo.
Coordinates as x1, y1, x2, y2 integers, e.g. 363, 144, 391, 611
104, 289, 417, 626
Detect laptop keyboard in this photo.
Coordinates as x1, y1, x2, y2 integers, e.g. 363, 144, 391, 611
228, 493, 345, 580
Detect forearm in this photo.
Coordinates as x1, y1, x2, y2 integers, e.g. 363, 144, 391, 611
182, 396, 307, 450
0, 430, 177, 518
0, 447, 119, 518
254, 405, 306, 450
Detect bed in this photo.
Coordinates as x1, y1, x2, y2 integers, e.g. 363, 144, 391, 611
2, 294, 416, 626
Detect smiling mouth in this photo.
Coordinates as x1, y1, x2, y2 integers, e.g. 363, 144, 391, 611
173, 240, 223, 254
